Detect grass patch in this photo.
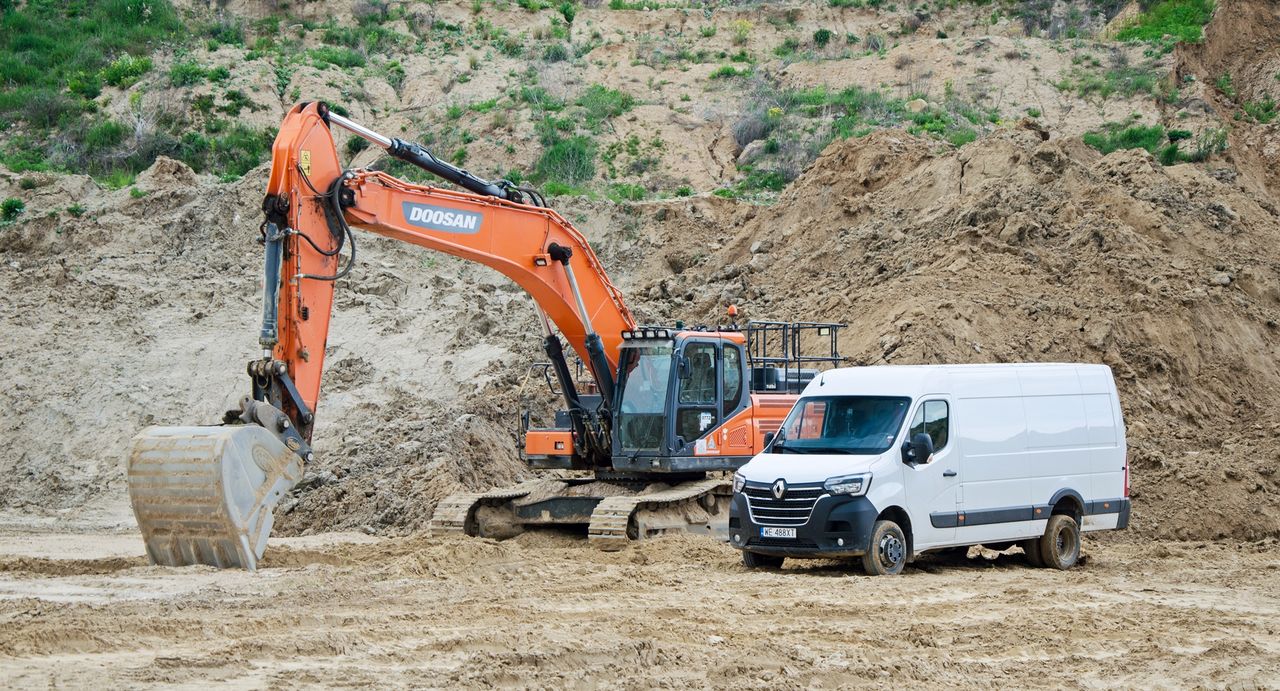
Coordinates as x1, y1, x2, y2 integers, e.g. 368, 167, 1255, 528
534, 135, 597, 185
576, 84, 635, 127
0, 0, 182, 124
1, 197, 24, 223
1242, 99, 1277, 124
1082, 120, 1226, 164
1115, 0, 1214, 44
1055, 62, 1164, 100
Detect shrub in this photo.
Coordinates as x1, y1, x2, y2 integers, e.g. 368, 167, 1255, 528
813, 29, 833, 47
100, 53, 152, 87
19, 177, 37, 190
774, 37, 800, 57
731, 19, 751, 46
674, 185, 693, 196
535, 135, 596, 184
85, 120, 129, 149
577, 84, 634, 125
559, 1, 576, 24
700, 26, 716, 38
608, 183, 646, 201
710, 65, 748, 79
67, 203, 86, 218
169, 61, 207, 87
542, 42, 570, 62
2, 197, 25, 222
1243, 98, 1277, 124
1115, 0, 1215, 44
310, 46, 366, 68
1216, 73, 1235, 98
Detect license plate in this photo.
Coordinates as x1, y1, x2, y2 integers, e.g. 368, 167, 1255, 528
761, 527, 796, 539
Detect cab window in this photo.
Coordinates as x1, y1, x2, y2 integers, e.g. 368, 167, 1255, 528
676, 343, 718, 442
908, 400, 949, 451
722, 345, 743, 416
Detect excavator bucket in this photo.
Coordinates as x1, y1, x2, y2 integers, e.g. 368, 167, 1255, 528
126, 425, 303, 571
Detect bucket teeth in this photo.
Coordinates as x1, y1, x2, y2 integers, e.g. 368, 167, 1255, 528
127, 425, 303, 571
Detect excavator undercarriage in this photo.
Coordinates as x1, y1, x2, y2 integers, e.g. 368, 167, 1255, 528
126, 102, 843, 569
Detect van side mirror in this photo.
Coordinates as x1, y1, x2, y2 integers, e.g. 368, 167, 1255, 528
901, 432, 934, 464
763, 431, 776, 447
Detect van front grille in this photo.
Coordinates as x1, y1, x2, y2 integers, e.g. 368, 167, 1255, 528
743, 482, 823, 527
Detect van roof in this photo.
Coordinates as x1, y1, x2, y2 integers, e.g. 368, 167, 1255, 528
800, 363, 1115, 399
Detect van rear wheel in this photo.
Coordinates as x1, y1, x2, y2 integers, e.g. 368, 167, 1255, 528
742, 551, 784, 569
1038, 514, 1081, 570
861, 520, 908, 576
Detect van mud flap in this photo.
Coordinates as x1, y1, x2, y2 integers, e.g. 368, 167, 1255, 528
127, 425, 303, 571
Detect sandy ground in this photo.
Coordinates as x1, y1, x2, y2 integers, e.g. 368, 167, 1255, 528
1, 528, 1277, 689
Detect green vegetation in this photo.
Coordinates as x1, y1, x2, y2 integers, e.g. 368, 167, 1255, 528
710, 65, 750, 79
576, 84, 635, 127
67, 203, 86, 218
813, 29, 833, 48
1115, 0, 1215, 44
1055, 62, 1163, 100
1, 198, 23, 223
309, 46, 366, 69
0, 0, 182, 124
1216, 73, 1236, 98
607, 183, 647, 202
534, 136, 597, 185
1242, 99, 1277, 124
1082, 120, 1228, 164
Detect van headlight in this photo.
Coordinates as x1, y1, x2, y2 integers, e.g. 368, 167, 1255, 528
733, 472, 746, 493
823, 473, 872, 496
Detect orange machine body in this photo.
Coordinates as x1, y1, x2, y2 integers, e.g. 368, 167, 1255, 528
261, 102, 838, 477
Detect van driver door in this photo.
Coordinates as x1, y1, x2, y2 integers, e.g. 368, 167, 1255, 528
901, 398, 958, 550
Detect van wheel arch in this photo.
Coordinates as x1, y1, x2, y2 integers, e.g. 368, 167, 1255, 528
876, 506, 913, 560
1049, 490, 1084, 525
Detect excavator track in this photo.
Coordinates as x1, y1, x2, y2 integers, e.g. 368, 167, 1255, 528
588, 477, 731, 550
428, 480, 547, 537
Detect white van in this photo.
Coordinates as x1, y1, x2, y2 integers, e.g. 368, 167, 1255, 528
729, 364, 1129, 575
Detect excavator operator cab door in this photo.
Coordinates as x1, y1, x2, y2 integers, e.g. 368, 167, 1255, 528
613, 334, 751, 472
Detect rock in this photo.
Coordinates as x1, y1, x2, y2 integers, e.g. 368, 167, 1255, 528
1211, 272, 1233, 286
135, 156, 198, 189
749, 239, 772, 254
737, 139, 768, 166
906, 98, 929, 113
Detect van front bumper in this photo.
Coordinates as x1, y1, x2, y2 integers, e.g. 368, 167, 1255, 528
728, 491, 879, 558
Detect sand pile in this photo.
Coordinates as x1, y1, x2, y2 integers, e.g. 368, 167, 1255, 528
651, 125, 1279, 540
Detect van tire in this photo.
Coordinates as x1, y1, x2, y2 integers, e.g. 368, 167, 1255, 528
861, 520, 908, 576
1039, 514, 1081, 570
1021, 539, 1045, 568
742, 551, 784, 569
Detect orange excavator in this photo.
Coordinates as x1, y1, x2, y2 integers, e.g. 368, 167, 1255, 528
126, 102, 843, 569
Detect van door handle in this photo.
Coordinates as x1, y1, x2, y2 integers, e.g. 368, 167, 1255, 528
943, 469, 957, 477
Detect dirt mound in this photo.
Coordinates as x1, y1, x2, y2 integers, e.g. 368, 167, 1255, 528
672, 127, 1280, 539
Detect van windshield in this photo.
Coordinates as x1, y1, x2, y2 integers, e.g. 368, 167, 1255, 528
774, 396, 911, 455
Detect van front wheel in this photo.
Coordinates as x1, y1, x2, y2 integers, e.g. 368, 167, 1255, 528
1039, 514, 1081, 570
861, 520, 908, 576
742, 551, 784, 569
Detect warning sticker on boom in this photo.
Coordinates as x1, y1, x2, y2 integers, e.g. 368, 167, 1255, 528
402, 202, 483, 234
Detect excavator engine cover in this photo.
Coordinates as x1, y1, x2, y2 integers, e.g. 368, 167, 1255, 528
127, 425, 303, 571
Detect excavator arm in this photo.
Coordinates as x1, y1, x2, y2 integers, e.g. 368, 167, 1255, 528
127, 102, 635, 569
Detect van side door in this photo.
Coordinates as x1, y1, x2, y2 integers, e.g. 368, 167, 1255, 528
900, 397, 959, 550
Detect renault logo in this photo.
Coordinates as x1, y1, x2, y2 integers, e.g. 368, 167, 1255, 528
772, 479, 787, 500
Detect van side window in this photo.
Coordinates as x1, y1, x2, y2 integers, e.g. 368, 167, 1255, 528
909, 400, 949, 451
